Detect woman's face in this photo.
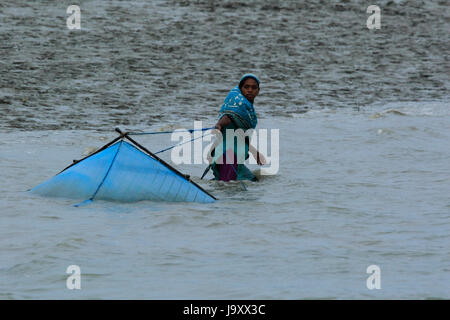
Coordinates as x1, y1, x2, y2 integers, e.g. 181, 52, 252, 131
241, 78, 259, 103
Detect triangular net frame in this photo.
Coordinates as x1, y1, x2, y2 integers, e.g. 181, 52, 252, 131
30, 132, 216, 204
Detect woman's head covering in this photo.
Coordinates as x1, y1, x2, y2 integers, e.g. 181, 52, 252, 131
239, 73, 260, 89
219, 86, 258, 130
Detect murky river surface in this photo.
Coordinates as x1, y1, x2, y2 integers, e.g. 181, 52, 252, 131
1, 0, 449, 299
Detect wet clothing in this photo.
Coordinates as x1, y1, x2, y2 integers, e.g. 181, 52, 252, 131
211, 84, 258, 181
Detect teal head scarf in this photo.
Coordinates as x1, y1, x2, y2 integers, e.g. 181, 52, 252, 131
218, 74, 260, 130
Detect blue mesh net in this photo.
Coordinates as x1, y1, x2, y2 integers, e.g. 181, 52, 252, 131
31, 140, 215, 204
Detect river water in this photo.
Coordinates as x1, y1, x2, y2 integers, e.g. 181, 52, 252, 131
0, 0, 449, 299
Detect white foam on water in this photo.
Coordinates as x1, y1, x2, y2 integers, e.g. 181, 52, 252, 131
368, 101, 450, 118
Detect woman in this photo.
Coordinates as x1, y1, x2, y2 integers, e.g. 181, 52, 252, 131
209, 74, 266, 181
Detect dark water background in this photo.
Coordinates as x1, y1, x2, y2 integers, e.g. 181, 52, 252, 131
1, 0, 448, 130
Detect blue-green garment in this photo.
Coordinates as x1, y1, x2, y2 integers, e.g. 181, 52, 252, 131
218, 85, 258, 130
211, 86, 258, 181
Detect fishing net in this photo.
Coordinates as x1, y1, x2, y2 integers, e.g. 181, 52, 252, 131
31, 137, 216, 204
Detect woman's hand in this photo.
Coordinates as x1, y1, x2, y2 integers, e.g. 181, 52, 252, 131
256, 152, 266, 166
207, 146, 215, 164
249, 144, 266, 166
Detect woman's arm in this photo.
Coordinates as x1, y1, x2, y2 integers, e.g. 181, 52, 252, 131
206, 116, 230, 164
214, 115, 232, 131
248, 144, 266, 166
207, 115, 231, 163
